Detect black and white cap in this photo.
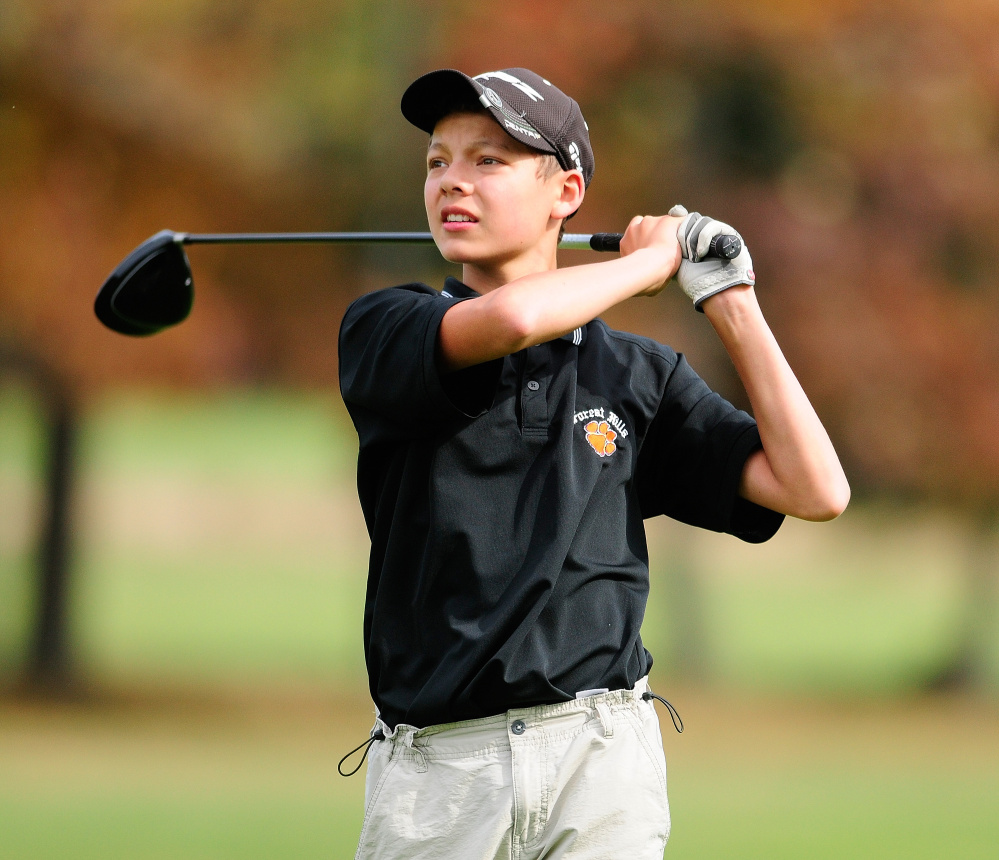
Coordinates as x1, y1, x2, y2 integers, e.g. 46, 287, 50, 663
402, 67, 595, 187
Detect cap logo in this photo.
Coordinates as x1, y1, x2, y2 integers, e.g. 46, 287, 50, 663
492, 98, 544, 140
505, 119, 541, 140
474, 71, 545, 102
483, 87, 503, 108
568, 141, 582, 171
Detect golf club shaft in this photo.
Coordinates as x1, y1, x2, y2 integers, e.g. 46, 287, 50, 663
178, 231, 740, 257
181, 232, 437, 245
180, 231, 613, 251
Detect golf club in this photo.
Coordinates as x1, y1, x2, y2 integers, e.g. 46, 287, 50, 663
94, 229, 742, 336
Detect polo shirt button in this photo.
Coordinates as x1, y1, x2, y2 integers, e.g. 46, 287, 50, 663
511, 719, 526, 735
527, 380, 540, 391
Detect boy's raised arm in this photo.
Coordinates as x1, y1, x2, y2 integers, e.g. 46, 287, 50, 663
701, 284, 851, 522
439, 205, 850, 523
437, 215, 685, 372
629, 210, 849, 523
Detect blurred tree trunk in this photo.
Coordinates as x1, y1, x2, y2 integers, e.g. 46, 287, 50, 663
26, 391, 77, 690
925, 507, 999, 693
0, 342, 78, 693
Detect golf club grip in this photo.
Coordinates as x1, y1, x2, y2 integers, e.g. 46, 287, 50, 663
588, 232, 742, 259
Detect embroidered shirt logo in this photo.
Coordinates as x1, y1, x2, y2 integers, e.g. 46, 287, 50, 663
575, 407, 629, 458
584, 420, 617, 457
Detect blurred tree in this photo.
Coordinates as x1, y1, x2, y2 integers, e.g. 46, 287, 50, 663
0, 341, 78, 693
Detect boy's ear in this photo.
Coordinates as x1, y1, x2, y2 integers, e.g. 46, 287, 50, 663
552, 170, 585, 221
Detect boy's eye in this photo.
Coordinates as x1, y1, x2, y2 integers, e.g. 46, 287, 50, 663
428, 157, 447, 170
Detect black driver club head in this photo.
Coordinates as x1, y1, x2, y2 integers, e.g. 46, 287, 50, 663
95, 230, 194, 336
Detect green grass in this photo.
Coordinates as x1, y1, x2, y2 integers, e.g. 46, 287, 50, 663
2, 386, 993, 693
76, 549, 366, 683
642, 510, 998, 694
661, 692, 999, 859
0, 795, 361, 860
0, 693, 370, 860
2, 689, 998, 860
71, 389, 368, 687
673, 766, 999, 859
2, 386, 999, 858
81, 390, 358, 483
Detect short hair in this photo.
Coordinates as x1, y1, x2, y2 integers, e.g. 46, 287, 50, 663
536, 153, 561, 182
536, 155, 575, 240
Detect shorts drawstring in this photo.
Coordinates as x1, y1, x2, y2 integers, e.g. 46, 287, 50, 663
341, 684, 680, 778
338, 729, 385, 777
641, 691, 684, 733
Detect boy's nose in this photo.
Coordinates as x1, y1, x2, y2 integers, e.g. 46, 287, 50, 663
439, 164, 473, 195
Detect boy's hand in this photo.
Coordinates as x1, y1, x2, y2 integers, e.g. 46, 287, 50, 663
672, 207, 756, 311
618, 213, 685, 296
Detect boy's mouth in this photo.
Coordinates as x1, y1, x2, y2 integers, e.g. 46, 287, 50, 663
441, 208, 479, 231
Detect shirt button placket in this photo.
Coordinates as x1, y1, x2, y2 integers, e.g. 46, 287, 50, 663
520, 345, 550, 437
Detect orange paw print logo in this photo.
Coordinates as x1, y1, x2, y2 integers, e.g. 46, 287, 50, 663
584, 420, 617, 457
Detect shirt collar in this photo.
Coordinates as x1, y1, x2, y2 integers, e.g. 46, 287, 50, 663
440, 277, 587, 347
441, 276, 478, 299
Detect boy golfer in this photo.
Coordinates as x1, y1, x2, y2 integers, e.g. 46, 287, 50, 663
338, 67, 849, 860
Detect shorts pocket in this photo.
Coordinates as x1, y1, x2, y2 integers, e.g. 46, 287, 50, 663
623, 705, 671, 842
354, 740, 398, 859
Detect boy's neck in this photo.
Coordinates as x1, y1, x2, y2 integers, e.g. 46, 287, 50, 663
460, 241, 560, 294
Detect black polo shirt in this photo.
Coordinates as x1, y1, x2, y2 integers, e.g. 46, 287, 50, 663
339, 276, 783, 730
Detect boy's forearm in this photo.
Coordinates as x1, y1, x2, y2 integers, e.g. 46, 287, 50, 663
702, 285, 851, 521
438, 248, 675, 371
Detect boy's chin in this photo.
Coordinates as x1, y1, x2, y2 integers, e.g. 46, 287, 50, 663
442, 251, 480, 265
436, 243, 489, 266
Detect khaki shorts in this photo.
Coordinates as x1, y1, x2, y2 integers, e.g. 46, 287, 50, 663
355, 677, 670, 860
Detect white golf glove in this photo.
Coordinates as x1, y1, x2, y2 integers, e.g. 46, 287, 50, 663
668, 204, 755, 311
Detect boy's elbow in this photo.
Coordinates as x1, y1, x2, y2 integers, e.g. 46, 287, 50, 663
800, 476, 851, 522
491, 292, 537, 351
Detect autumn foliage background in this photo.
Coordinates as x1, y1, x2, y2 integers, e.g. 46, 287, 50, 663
3, 0, 999, 682
2, 3, 999, 857
1, 0, 998, 684
5, 0, 999, 503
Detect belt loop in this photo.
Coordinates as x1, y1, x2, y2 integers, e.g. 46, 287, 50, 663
596, 702, 614, 738
402, 731, 429, 773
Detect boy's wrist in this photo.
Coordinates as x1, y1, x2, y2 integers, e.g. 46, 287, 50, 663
699, 283, 760, 328
627, 246, 680, 296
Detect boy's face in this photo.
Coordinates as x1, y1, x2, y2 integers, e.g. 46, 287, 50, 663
425, 111, 578, 278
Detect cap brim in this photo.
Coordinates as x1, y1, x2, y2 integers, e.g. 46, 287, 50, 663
402, 69, 480, 134
401, 69, 557, 156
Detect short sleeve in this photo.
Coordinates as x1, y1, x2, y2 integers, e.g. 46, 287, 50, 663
338, 284, 502, 431
636, 353, 784, 543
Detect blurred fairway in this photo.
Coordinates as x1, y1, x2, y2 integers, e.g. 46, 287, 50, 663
1, 388, 998, 858
2, 688, 998, 859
